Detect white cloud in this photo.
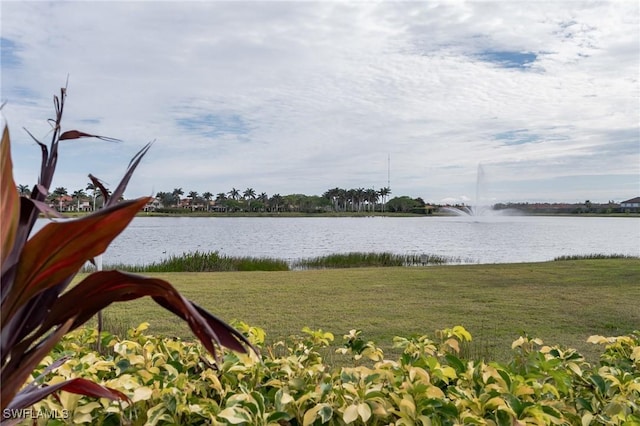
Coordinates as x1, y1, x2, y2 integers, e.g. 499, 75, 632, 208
1, 1, 638, 204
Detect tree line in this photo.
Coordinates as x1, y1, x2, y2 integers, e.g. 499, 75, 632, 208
153, 186, 429, 214
17, 182, 634, 215
16, 182, 430, 214
16, 182, 112, 212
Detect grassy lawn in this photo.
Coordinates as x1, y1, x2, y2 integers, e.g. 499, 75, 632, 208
93, 258, 640, 363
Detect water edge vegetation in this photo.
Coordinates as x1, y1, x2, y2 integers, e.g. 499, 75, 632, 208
88, 251, 636, 273
87, 251, 469, 273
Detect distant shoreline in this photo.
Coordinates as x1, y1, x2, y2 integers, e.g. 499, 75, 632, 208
49, 210, 640, 219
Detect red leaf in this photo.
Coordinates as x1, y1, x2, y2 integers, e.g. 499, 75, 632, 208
41, 270, 252, 356
87, 174, 111, 202
1, 318, 74, 410
59, 130, 120, 142
2, 271, 252, 411
104, 142, 153, 206
6, 377, 129, 412
2, 197, 150, 325
24, 198, 64, 219
1, 126, 19, 267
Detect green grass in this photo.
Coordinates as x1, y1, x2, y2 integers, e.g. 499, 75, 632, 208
87, 258, 640, 363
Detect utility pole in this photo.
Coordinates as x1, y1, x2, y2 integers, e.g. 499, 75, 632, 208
387, 153, 391, 190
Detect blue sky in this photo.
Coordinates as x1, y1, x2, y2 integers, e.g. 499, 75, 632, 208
1, 1, 638, 204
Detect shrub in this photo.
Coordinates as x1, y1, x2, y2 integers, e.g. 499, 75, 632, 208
24, 324, 640, 425
0, 88, 251, 419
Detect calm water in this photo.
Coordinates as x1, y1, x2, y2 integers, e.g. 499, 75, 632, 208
56, 215, 640, 266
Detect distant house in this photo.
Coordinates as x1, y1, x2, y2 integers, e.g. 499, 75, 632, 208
144, 198, 163, 212
52, 195, 73, 212
77, 200, 92, 212
210, 201, 227, 212
620, 197, 640, 212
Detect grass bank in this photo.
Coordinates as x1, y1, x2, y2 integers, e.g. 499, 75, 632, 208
90, 258, 640, 363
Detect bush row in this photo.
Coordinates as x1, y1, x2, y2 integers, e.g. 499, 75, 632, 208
22, 324, 640, 425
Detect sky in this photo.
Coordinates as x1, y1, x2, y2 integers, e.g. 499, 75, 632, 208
1, 1, 639, 205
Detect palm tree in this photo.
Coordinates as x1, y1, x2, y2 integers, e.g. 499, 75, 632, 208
188, 191, 199, 211
269, 194, 283, 213
72, 189, 87, 212
228, 188, 240, 201
213, 193, 226, 212
257, 192, 269, 212
357, 188, 367, 212
243, 188, 256, 211
172, 188, 184, 208
86, 182, 98, 211
156, 191, 174, 208
323, 187, 342, 212
365, 188, 378, 212
52, 186, 68, 211
202, 191, 213, 212
378, 187, 391, 212
346, 188, 365, 212
345, 189, 354, 212
336, 188, 347, 212
243, 188, 256, 199
17, 184, 31, 196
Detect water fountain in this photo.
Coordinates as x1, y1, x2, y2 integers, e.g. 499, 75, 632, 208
441, 164, 513, 217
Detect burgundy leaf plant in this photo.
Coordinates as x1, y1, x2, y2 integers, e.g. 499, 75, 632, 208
0, 87, 252, 422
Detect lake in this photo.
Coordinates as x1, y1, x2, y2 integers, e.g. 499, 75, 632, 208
70, 215, 640, 266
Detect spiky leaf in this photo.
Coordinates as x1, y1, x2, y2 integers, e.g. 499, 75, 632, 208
1, 126, 19, 267
2, 197, 150, 324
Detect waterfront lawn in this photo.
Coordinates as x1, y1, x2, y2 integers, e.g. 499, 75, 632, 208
93, 258, 639, 362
